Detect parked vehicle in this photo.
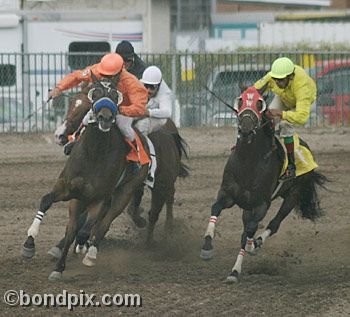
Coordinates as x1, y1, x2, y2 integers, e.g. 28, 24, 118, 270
316, 62, 350, 126
0, 12, 143, 132
182, 64, 270, 127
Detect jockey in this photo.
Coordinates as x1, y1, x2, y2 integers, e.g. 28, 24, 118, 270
135, 65, 172, 135
115, 40, 147, 79
49, 52, 148, 160
254, 57, 317, 180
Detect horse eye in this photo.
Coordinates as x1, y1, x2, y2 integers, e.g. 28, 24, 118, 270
92, 88, 104, 101
109, 90, 119, 103
256, 100, 263, 111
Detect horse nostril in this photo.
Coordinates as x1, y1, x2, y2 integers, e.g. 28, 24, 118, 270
59, 135, 68, 145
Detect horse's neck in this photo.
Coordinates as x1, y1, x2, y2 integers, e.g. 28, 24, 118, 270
83, 125, 124, 158
235, 129, 272, 163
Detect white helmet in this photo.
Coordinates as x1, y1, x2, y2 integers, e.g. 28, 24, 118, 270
141, 66, 162, 85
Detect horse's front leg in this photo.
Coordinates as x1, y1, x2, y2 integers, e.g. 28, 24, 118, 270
74, 199, 109, 255
48, 199, 85, 281
200, 189, 234, 260
83, 168, 148, 267
48, 209, 88, 259
22, 180, 68, 259
226, 203, 268, 284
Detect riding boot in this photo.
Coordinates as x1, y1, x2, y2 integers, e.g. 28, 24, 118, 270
282, 136, 296, 180
129, 140, 141, 174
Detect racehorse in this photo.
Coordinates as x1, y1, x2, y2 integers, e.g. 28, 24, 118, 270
22, 77, 189, 281
200, 86, 328, 283
50, 82, 189, 258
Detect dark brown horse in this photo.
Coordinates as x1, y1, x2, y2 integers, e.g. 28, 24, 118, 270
200, 86, 328, 283
50, 84, 189, 259
22, 78, 189, 280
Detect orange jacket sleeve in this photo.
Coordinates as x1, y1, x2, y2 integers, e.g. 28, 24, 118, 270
118, 70, 148, 117
56, 64, 100, 91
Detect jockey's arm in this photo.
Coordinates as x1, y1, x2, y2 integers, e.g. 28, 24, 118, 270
50, 66, 95, 99
118, 73, 148, 117
148, 82, 172, 119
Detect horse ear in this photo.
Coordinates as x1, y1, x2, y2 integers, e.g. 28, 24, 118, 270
239, 83, 248, 93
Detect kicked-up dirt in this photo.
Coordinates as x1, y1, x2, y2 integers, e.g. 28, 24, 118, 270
0, 127, 349, 316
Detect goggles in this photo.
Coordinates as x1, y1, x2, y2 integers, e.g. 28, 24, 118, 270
144, 83, 158, 90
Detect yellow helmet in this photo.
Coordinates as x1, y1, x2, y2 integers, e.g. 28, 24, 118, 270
270, 57, 295, 79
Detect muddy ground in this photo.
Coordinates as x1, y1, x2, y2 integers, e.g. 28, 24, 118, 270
0, 127, 349, 317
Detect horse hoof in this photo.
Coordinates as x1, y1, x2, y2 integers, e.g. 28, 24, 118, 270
75, 244, 87, 255
200, 248, 214, 260
48, 271, 62, 281
21, 246, 35, 259
225, 275, 239, 284
82, 246, 97, 266
82, 255, 96, 267
47, 246, 62, 259
225, 271, 239, 284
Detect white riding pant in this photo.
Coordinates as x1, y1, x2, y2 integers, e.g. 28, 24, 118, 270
135, 118, 167, 136
269, 96, 294, 138
269, 96, 315, 137
115, 114, 136, 141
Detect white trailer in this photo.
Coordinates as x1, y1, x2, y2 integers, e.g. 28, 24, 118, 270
0, 12, 143, 131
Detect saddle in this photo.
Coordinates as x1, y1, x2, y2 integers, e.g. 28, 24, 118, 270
125, 132, 151, 166
125, 130, 156, 188
276, 133, 318, 178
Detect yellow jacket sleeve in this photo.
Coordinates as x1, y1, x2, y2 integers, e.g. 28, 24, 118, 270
254, 65, 317, 126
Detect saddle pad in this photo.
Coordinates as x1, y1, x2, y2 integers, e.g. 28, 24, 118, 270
126, 133, 151, 165
278, 133, 318, 177
144, 136, 156, 189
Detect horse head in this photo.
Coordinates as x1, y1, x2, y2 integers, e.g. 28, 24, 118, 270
54, 92, 91, 145
233, 86, 268, 139
87, 76, 123, 132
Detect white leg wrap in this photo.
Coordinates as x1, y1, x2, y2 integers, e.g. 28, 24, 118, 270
259, 229, 271, 244
82, 246, 98, 267
232, 249, 245, 274
27, 218, 42, 238
245, 238, 255, 253
87, 246, 97, 260
75, 244, 87, 254
204, 216, 217, 238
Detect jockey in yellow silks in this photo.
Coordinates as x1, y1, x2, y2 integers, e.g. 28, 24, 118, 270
254, 57, 317, 180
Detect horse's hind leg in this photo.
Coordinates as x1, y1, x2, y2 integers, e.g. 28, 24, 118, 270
164, 186, 175, 234
127, 185, 147, 228
48, 199, 85, 281
201, 189, 234, 260
256, 194, 298, 248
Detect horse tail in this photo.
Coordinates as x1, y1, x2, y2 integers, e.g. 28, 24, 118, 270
172, 132, 190, 178
297, 170, 329, 221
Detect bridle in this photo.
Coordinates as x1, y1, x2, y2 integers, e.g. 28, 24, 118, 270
233, 88, 269, 139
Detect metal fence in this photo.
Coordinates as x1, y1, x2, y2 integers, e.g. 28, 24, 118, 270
1, 51, 350, 132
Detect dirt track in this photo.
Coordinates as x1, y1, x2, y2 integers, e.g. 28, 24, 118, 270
0, 127, 349, 317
